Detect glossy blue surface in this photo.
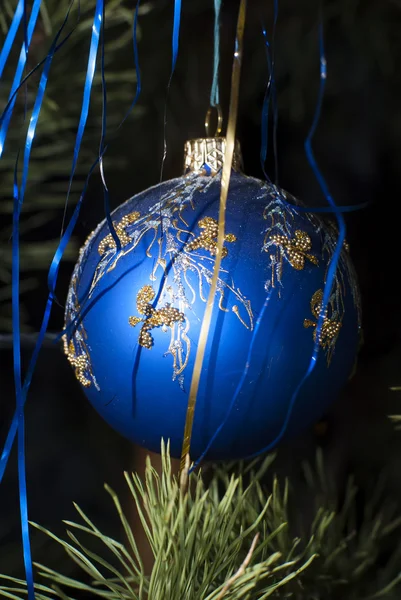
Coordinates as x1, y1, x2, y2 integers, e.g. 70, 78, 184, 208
64, 171, 361, 460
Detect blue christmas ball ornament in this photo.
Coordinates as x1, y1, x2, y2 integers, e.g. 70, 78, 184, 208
64, 138, 361, 461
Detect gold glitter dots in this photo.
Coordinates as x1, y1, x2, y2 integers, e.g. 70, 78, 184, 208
268, 230, 318, 270
98, 211, 140, 255
304, 289, 342, 355
186, 216, 237, 258
63, 337, 91, 387
129, 286, 185, 349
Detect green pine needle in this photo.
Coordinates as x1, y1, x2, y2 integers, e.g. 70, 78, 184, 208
1, 443, 401, 599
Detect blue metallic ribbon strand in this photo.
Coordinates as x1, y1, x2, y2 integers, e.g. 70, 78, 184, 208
1, 0, 143, 484
57, 0, 142, 340
0, 0, 42, 157
189, 291, 272, 472
119, 1, 142, 128
98, 1, 121, 252
194, 7, 355, 468
210, 0, 221, 107
159, 0, 182, 191
12, 154, 34, 599
0, 0, 24, 77
0, 0, 79, 482
1, 8, 103, 587
246, 8, 346, 460
180, 0, 247, 473
260, 0, 278, 182
2, 4, 76, 595
171, 0, 182, 73
60, 0, 103, 235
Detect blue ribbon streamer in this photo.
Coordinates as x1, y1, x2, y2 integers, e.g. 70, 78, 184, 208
0, 0, 79, 480
2, 5, 77, 595
260, 0, 278, 182
0, 22, 78, 131
285, 198, 370, 214
193, 10, 349, 466
98, 1, 121, 252
60, 0, 102, 235
12, 154, 34, 600
260, 27, 272, 183
189, 291, 273, 471
210, 0, 221, 107
119, 1, 142, 128
271, 0, 279, 183
0, 0, 42, 158
159, 0, 182, 233
0, 0, 24, 78
19, 2, 76, 208
61, 0, 142, 334
23, 0, 28, 60
1, 0, 143, 486
171, 0, 182, 74
245, 11, 345, 460
98, 0, 142, 251
1, 0, 101, 488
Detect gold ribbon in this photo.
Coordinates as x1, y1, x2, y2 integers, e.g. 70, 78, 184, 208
180, 0, 247, 474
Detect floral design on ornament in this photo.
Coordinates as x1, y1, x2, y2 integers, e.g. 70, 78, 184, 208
65, 173, 254, 390
304, 288, 342, 365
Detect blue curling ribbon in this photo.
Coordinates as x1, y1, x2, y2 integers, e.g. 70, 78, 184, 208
271, 0, 279, 183
171, 0, 182, 74
61, 0, 142, 332
19, 1, 76, 209
119, 0, 142, 127
49, 0, 143, 344
189, 291, 273, 472
260, 0, 278, 182
0, 0, 24, 78
194, 10, 349, 466
288, 199, 370, 214
0, 0, 78, 483
1, 0, 144, 488
61, 0, 102, 234
12, 155, 35, 600
1, 0, 102, 493
2, 6, 76, 594
159, 0, 182, 232
210, 0, 221, 108
98, 1, 121, 252
304, 16, 346, 349
245, 10, 345, 460
0, 34, 74, 131
0, 0, 42, 158
260, 27, 272, 183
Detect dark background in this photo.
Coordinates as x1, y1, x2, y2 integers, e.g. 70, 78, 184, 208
1, 0, 401, 589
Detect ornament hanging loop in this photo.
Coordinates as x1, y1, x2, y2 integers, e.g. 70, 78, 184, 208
205, 104, 223, 137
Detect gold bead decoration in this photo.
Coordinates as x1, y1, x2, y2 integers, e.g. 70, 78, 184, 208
186, 216, 236, 258
63, 337, 91, 387
129, 285, 185, 349
98, 211, 140, 255
304, 289, 342, 351
268, 230, 318, 270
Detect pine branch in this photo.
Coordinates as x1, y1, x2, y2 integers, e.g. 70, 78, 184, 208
1, 444, 400, 599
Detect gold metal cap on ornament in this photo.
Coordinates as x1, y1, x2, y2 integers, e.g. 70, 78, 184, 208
183, 137, 243, 176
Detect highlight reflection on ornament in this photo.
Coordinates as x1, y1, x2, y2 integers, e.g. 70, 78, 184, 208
64, 137, 361, 461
